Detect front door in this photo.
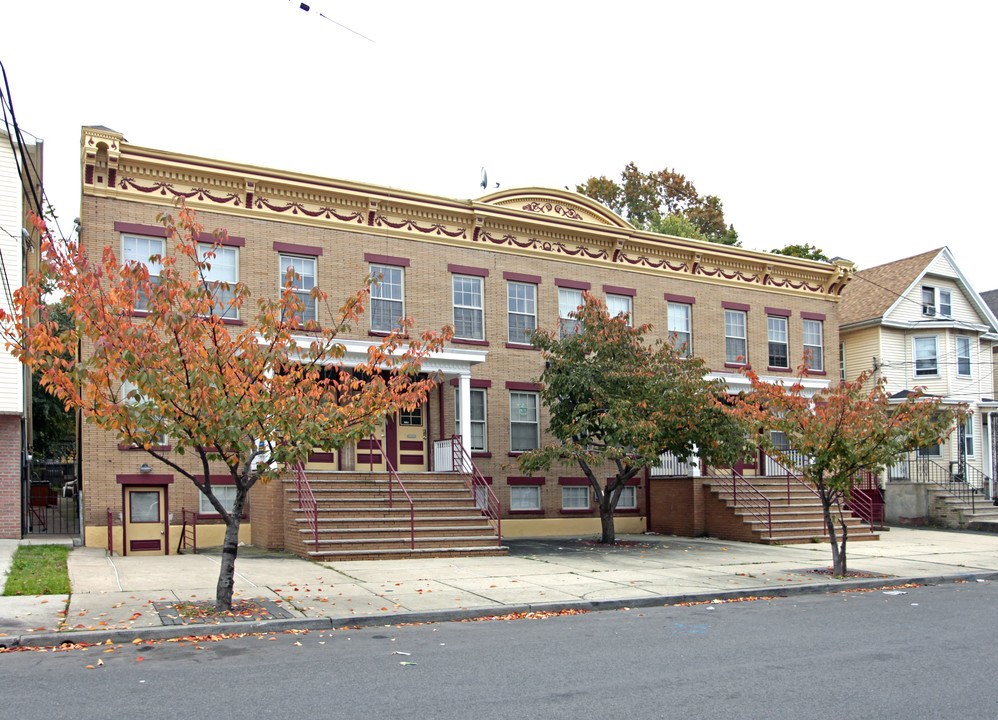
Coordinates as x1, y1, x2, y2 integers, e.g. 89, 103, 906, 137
123, 486, 167, 556
394, 406, 427, 472
357, 417, 387, 472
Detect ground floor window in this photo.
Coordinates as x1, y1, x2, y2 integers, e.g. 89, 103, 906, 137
199, 485, 237, 516
510, 485, 541, 510
561, 486, 591, 510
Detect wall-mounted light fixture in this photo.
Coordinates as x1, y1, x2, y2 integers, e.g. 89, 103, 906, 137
139, 463, 153, 474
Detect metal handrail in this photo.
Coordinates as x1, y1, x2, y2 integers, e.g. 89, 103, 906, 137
179, 508, 198, 553
106, 506, 114, 556
367, 435, 415, 550
290, 460, 320, 552
449, 436, 502, 545
844, 472, 885, 530
704, 466, 772, 537
892, 456, 991, 512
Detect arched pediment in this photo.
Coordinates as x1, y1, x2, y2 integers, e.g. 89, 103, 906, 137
476, 188, 633, 229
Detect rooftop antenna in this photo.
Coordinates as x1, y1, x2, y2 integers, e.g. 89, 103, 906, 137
295, 2, 375, 43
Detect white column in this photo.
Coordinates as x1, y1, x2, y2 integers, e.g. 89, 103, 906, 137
689, 444, 701, 477
458, 372, 472, 464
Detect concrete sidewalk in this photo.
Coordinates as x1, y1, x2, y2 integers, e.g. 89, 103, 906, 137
3, 527, 998, 648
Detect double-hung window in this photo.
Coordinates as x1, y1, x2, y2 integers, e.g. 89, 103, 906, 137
964, 416, 976, 457
370, 263, 404, 333
562, 486, 591, 510
668, 302, 692, 356
510, 485, 541, 511
914, 336, 938, 377
606, 294, 632, 325
279, 254, 316, 324
839, 342, 846, 381
922, 286, 952, 317
725, 309, 748, 364
558, 288, 584, 338
616, 485, 638, 509
956, 336, 971, 377
198, 243, 238, 319
452, 274, 484, 340
199, 484, 237, 516
455, 388, 487, 452
122, 234, 164, 311
509, 391, 539, 452
803, 319, 824, 371
768, 316, 789, 369
507, 281, 536, 344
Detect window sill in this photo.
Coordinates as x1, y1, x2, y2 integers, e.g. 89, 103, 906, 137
767, 366, 791, 373
614, 507, 640, 514
508, 509, 544, 515
724, 362, 748, 369
472, 451, 492, 458
807, 370, 826, 376
452, 338, 489, 347
508, 451, 537, 457
369, 330, 405, 338
220, 317, 244, 326
559, 508, 595, 515
505, 342, 539, 351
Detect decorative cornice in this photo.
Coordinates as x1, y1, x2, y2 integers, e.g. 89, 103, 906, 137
82, 128, 853, 301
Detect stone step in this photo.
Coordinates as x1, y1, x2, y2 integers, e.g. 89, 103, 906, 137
297, 514, 489, 527
302, 525, 495, 539
299, 506, 485, 518
309, 535, 501, 551
306, 545, 508, 561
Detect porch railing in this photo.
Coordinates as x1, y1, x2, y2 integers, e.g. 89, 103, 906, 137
704, 465, 772, 537
447, 436, 502, 544
179, 508, 198, 553
367, 435, 415, 550
844, 471, 885, 531
650, 451, 696, 477
290, 460, 320, 552
890, 456, 994, 513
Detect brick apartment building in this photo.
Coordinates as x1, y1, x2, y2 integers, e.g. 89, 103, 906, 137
78, 126, 854, 554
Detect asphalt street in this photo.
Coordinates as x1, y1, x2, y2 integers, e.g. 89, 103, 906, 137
1, 580, 995, 719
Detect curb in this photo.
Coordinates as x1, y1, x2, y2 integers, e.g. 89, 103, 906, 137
6, 571, 996, 649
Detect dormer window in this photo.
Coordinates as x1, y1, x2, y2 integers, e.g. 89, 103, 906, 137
921, 286, 952, 317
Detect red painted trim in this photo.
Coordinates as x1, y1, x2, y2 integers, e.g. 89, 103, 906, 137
448, 264, 489, 277
602, 285, 636, 297
307, 452, 337, 463
385, 416, 399, 468
452, 338, 490, 347
724, 362, 748, 369
606, 477, 641, 486
765, 307, 791, 317
368, 330, 393, 338
221, 318, 244, 326
437, 384, 445, 445
365, 253, 410, 267
505, 342, 539, 351
449, 378, 492, 388
479, 476, 493, 485
114, 223, 248, 245
130, 539, 162, 551
558, 477, 591, 486
503, 271, 542, 284
505, 381, 541, 391
274, 241, 323, 256
116, 474, 174, 485
664, 293, 696, 304
560, 508, 595, 514
767, 366, 792, 373
508, 509, 545, 515
807, 370, 827, 376
400, 454, 425, 465
194, 474, 235, 485
555, 278, 591, 290
801, 311, 826, 321
722, 301, 750, 311
472, 452, 493, 458
507, 476, 545, 485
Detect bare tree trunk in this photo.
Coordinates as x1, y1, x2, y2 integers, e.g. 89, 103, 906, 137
214, 491, 246, 611
822, 494, 846, 576
599, 503, 616, 544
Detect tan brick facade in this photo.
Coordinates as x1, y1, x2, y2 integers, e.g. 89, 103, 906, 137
79, 127, 853, 548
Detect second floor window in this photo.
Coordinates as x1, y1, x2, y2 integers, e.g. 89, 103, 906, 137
453, 275, 484, 340
725, 310, 747, 364
559, 288, 584, 338
956, 336, 971, 376
279, 254, 316, 324
122, 234, 164, 311
370, 264, 404, 333
803, 319, 824, 371
197, 243, 238, 319
768, 316, 789, 368
509, 391, 539, 452
668, 302, 692, 356
507, 282, 536, 344
606, 294, 632, 325
914, 336, 938, 377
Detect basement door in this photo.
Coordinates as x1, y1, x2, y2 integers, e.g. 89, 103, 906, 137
123, 486, 168, 556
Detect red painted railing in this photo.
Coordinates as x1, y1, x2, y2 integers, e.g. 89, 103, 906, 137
846, 471, 885, 530
367, 435, 415, 550
179, 508, 198, 553
106, 507, 114, 556
290, 460, 319, 552
449, 436, 502, 544
706, 466, 772, 536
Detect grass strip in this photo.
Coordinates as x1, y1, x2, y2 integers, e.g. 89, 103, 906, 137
3, 545, 71, 595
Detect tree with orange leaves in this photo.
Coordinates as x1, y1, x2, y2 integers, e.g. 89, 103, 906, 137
726, 366, 964, 575
1, 204, 451, 610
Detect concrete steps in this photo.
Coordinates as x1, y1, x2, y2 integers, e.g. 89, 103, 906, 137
282, 472, 507, 561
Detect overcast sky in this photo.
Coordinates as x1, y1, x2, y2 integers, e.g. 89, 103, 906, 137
5, 0, 997, 292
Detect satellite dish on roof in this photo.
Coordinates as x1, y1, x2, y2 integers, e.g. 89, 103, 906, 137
480, 167, 488, 191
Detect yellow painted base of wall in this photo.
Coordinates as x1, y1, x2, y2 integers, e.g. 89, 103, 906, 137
84, 524, 252, 555
501, 516, 646, 538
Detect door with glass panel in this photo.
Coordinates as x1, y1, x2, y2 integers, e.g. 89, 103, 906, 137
123, 486, 167, 556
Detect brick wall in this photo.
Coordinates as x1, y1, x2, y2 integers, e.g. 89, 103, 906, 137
0, 416, 21, 538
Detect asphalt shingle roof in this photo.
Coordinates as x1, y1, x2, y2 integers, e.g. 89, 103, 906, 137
838, 248, 943, 327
